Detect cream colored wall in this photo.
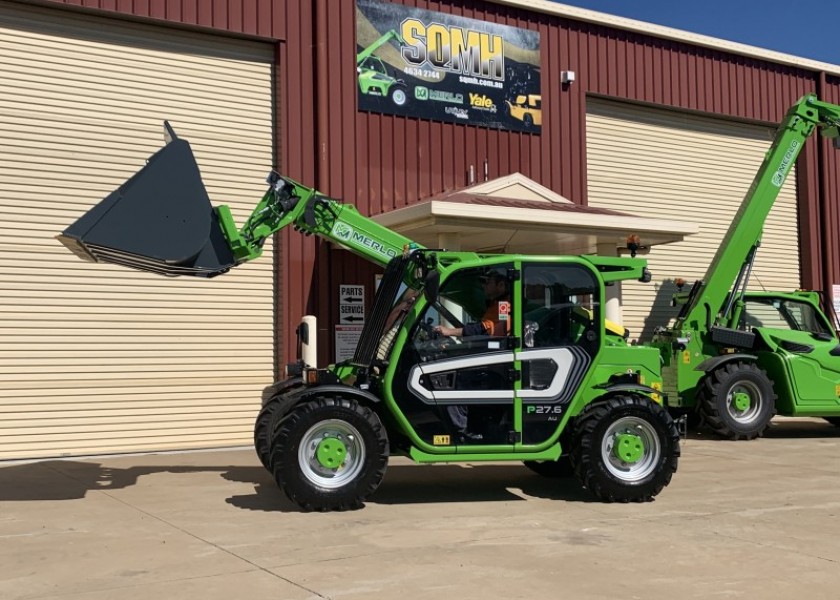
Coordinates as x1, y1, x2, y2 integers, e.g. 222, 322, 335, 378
0, 4, 274, 459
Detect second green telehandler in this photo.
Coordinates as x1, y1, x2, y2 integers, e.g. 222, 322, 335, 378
652, 94, 840, 439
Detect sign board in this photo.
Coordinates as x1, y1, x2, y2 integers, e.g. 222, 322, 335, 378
335, 325, 364, 362
356, 0, 542, 133
833, 285, 840, 328
339, 284, 365, 325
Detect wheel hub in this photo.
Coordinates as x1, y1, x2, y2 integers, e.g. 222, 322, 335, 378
733, 391, 751, 412
316, 437, 347, 469
613, 433, 644, 463
298, 419, 366, 489
601, 416, 661, 482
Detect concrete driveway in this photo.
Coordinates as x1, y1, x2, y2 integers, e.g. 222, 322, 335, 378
1, 417, 839, 600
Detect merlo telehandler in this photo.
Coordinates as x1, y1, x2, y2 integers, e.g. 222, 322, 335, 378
652, 94, 840, 440
57, 122, 679, 510
357, 29, 409, 107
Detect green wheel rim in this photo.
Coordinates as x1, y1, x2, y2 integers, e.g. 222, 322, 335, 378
732, 392, 751, 412
602, 416, 661, 482
316, 437, 348, 469
298, 419, 365, 489
725, 380, 764, 425
613, 433, 644, 464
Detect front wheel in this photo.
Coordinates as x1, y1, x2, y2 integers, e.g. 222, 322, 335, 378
697, 362, 776, 440
571, 395, 680, 502
254, 401, 281, 470
389, 85, 408, 107
270, 396, 389, 511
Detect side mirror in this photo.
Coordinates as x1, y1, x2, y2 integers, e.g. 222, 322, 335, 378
424, 270, 440, 304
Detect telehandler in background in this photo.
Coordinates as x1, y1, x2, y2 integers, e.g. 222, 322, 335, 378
357, 29, 409, 107
652, 94, 840, 439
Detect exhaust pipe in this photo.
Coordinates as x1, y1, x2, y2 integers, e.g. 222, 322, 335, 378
56, 123, 237, 277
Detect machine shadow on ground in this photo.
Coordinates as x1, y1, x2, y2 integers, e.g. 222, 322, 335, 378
1, 417, 835, 511
0, 459, 592, 512
686, 418, 840, 441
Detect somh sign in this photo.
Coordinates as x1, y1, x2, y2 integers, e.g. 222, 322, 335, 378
356, 0, 542, 133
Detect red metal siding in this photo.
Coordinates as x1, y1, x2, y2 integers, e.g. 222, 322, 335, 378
819, 75, 840, 295
47, 0, 286, 37
39, 0, 837, 363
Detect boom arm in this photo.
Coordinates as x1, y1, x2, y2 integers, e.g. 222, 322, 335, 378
217, 173, 419, 268
357, 29, 405, 64
676, 94, 840, 332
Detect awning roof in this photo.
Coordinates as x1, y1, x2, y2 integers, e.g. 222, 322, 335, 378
372, 173, 699, 255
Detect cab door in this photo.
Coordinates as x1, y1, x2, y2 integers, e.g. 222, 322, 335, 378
744, 297, 840, 410
518, 262, 601, 446
399, 263, 518, 448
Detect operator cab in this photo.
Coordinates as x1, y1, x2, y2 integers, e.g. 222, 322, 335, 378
388, 258, 605, 449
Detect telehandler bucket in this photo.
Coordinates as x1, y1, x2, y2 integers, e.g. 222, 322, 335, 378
56, 124, 236, 277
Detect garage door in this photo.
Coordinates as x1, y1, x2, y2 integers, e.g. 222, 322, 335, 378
586, 98, 800, 342
0, 3, 275, 459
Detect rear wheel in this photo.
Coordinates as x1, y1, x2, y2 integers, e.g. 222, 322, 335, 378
697, 362, 776, 440
254, 391, 301, 471
270, 396, 389, 511
570, 395, 680, 502
254, 401, 280, 470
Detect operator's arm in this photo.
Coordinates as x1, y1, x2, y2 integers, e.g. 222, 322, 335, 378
436, 325, 465, 337
435, 302, 505, 337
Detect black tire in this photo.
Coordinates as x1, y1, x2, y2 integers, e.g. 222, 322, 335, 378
270, 396, 389, 511
523, 113, 534, 127
254, 401, 280, 470
570, 395, 680, 502
253, 392, 302, 471
523, 457, 573, 477
389, 85, 408, 107
697, 362, 776, 440
824, 417, 840, 427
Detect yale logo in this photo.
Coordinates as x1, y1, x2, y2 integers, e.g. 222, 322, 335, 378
469, 93, 495, 108
433, 435, 451, 445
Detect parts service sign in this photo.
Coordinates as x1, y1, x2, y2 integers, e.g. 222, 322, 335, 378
356, 0, 541, 133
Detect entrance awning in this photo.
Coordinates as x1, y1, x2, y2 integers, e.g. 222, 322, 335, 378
372, 173, 698, 255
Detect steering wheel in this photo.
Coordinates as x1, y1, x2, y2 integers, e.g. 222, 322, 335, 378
418, 318, 439, 339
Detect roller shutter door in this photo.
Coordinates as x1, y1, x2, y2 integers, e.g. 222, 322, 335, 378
0, 4, 275, 459
586, 98, 799, 342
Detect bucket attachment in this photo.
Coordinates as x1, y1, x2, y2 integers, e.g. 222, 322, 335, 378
57, 124, 237, 277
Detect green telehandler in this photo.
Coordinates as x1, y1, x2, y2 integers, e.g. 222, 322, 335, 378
357, 29, 409, 107
57, 122, 679, 510
652, 94, 840, 439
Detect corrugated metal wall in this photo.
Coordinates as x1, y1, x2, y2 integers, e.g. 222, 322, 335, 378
40, 0, 840, 366
0, 1, 275, 458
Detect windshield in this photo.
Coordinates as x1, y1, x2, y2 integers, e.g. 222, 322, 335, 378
375, 284, 421, 361
742, 298, 834, 336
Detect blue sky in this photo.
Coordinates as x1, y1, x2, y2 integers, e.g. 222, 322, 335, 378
554, 1, 839, 65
